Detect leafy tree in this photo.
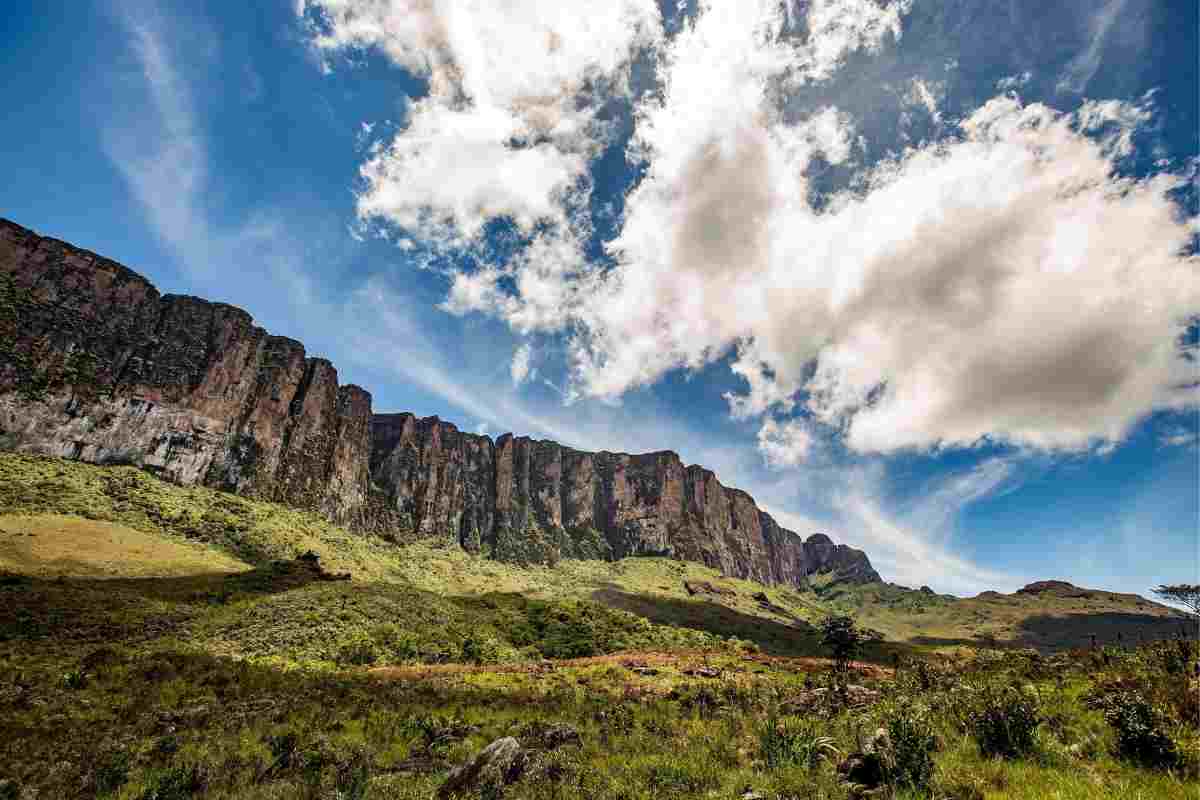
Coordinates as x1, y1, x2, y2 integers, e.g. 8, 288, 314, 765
1151, 584, 1200, 617
820, 614, 863, 673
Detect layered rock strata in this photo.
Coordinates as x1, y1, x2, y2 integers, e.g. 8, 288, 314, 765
0, 218, 879, 586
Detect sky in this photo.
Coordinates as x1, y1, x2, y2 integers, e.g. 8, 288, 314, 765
2, 0, 1197, 598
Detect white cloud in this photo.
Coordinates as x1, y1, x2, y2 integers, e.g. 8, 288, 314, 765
510, 342, 534, 385
905, 457, 1017, 540
104, 5, 211, 270
300, 0, 662, 245
1158, 424, 1199, 450
996, 71, 1032, 92
757, 416, 814, 467
316, 0, 1199, 458
836, 488, 1024, 595
905, 78, 943, 124
804, 0, 912, 80
103, 2, 321, 307
489, 90, 1199, 455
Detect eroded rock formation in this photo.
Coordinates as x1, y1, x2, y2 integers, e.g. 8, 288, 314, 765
0, 218, 879, 586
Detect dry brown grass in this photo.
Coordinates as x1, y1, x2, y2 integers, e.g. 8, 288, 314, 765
0, 513, 249, 577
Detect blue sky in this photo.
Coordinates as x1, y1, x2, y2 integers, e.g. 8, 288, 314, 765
2, 0, 1196, 596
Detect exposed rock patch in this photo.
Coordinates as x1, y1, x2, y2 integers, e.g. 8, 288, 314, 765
684, 580, 736, 597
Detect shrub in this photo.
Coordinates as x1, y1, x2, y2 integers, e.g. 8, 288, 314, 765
406, 713, 476, 753
59, 669, 87, 690
819, 615, 863, 673
644, 760, 720, 794
333, 747, 371, 800
759, 716, 840, 769
335, 632, 379, 666
969, 686, 1040, 759
460, 634, 502, 665
885, 705, 938, 791
136, 764, 210, 800
1101, 692, 1181, 769
370, 623, 421, 662
92, 749, 132, 795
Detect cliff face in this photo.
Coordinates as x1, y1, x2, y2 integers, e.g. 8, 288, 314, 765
0, 218, 879, 587
364, 423, 878, 584
0, 219, 372, 528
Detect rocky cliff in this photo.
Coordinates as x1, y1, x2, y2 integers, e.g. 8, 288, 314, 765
0, 218, 879, 587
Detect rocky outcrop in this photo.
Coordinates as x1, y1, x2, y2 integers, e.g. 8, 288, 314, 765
365, 422, 878, 585
0, 218, 880, 587
0, 218, 372, 528
1016, 580, 1093, 598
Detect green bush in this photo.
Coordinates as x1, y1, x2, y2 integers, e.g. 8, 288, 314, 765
1101, 692, 1181, 770
759, 716, 840, 769
461, 633, 502, 664
644, 760, 721, 794
92, 749, 131, 795
886, 705, 938, 790
335, 631, 379, 666
136, 764, 210, 800
969, 686, 1040, 759
60, 669, 87, 690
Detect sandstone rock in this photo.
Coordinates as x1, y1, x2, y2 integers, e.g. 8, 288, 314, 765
437, 737, 525, 799
682, 665, 722, 678
0, 219, 372, 528
838, 728, 891, 791
684, 580, 735, 597
0, 218, 882, 590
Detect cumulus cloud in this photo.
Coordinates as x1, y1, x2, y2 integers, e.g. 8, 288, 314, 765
757, 417, 814, 467
299, 0, 662, 245
497, 92, 1198, 454
307, 0, 1198, 460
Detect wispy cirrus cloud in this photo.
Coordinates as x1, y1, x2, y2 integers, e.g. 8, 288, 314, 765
103, 0, 323, 312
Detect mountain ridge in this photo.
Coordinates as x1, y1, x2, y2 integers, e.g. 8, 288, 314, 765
0, 217, 878, 587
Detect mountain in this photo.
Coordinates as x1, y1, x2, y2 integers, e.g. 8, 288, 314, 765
0, 218, 878, 587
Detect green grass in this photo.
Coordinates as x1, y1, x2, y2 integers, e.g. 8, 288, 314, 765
1, 452, 1197, 798
1, 452, 1183, 660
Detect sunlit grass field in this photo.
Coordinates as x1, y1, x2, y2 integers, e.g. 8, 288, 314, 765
1, 452, 1196, 799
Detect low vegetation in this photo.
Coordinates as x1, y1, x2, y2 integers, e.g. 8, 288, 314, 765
1, 453, 1196, 798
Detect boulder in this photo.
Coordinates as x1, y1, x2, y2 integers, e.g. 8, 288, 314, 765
838, 728, 891, 792
437, 737, 525, 799
684, 580, 736, 598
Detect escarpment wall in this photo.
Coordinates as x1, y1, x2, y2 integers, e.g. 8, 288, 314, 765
0, 218, 879, 586
0, 219, 372, 527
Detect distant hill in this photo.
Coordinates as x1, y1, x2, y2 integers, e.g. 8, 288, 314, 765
0, 452, 1186, 661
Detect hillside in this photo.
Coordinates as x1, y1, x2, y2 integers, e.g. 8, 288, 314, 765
0, 453, 1185, 665
1, 452, 1197, 800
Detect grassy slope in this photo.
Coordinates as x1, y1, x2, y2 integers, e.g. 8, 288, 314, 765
0, 452, 1184, 662
1, 453, 1197, 799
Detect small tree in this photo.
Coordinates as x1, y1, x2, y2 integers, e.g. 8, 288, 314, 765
820, 614, 863, 674
1152, 584, 1200, 617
